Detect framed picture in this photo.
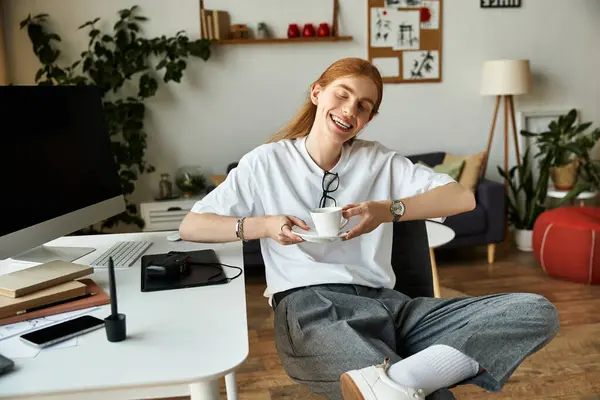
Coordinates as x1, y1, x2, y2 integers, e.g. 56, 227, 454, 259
481, 0, 521, 8
516, 108, 579, 181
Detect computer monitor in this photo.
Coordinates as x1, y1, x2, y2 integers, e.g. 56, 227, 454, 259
0, 85, 126, 263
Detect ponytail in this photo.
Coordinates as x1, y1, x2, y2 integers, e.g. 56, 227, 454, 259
265, 99, 316, 144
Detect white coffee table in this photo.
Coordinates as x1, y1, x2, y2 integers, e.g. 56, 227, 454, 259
426, 220, 456, 298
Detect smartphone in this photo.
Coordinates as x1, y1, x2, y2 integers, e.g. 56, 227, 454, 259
20, 315, 105, 348
0, 353, 14, 376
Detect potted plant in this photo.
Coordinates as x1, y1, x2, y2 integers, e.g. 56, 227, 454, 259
498, 146, 587, 251
521, 109, 600, 191
498, 147, 548, 251
564, 122, 600, 195
20, 6, 211, 232
257, 22, 270, 39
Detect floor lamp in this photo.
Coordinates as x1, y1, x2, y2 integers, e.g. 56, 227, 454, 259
479, 59, 532, 246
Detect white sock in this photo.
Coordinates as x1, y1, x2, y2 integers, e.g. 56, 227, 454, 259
387, 344, 480, 395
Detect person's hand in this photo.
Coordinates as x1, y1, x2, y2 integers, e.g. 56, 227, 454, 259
342, 201, 391, 240
265, 215, 310, 245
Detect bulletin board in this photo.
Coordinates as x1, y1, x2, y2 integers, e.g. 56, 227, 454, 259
367, 0, 443, 84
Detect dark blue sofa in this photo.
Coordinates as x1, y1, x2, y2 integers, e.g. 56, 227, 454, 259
406, 152, 505, 263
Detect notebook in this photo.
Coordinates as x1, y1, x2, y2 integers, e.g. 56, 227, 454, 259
140, 249, 228, 293
0, 279, 110, 326
0, 260, 93, 298
0, 280, 87, 319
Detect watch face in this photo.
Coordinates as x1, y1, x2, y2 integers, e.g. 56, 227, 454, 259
392, 201, 404, 215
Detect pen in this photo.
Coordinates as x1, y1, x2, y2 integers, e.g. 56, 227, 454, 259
104, 256, 126, 342
108, 256, 118, 317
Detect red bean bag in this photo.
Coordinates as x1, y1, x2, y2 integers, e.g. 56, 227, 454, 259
532, 206, 600, 284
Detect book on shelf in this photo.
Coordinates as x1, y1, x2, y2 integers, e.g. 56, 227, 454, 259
200, 9, 230, 40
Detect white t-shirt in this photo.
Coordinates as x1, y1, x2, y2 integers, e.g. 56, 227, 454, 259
190, 137, 455, 298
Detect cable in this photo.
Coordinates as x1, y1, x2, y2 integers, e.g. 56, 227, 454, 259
191, 262, 243, 283
161, 251, 244, 283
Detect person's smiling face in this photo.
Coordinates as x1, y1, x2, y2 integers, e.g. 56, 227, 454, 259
310, 75, 379, 144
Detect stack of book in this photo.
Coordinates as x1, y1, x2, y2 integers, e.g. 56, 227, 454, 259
0, 261, 110, 326
200, 9, 231, 40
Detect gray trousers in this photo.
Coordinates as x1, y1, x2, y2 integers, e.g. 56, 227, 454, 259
273, 284, 559, 400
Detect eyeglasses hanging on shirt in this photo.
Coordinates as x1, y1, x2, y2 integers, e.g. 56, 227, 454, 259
319, 171, 339, 208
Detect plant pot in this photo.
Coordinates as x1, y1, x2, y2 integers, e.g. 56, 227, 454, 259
550, 160, 579, 190
257, 23, 269, 39
257, 29, 269, 39
514, 229, 533, 252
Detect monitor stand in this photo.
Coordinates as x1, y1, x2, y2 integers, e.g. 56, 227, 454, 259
12, 245, 96, 264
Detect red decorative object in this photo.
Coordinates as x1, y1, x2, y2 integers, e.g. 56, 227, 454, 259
532, 207, 600, 285
317, 23, 330, 37
420, 7, 432, 23
303, 23, 316, 37
287, 24, 300, 38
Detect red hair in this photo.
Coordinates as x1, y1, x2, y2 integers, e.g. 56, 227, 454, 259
266, 58, 383, 144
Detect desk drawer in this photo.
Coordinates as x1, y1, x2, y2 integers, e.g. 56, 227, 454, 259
140, 197, 201, 232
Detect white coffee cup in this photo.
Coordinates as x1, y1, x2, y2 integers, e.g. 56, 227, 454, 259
310, 207, 349, 237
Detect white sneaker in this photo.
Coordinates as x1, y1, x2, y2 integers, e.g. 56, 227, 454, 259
340, 357, 426, 400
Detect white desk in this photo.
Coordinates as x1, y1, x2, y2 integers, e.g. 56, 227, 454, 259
0, 231, 248, 400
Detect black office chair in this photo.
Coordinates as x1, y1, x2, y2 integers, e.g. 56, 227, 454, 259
242, 220, 434, 298
390, 220, 434, 298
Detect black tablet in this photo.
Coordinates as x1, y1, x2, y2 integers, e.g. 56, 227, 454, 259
140, 249, 228, 292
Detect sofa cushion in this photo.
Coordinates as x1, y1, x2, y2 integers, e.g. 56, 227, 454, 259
443, 152, 486, 192
417, 159, 465, 181
444, 204, 487, 236
406, 152, 445, 167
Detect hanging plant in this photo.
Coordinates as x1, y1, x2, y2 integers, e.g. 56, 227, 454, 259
19, 5, 211, 232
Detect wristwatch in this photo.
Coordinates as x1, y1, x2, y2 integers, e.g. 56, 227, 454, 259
390, 199, 405, 222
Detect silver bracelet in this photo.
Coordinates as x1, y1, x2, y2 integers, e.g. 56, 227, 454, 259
235, 217, 247, 242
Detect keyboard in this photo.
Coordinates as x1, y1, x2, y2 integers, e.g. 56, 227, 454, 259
90, 240, 153, 268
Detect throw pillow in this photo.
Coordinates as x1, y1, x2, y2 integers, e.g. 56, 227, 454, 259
443, 152, 486, 192
417, 160, 465, 181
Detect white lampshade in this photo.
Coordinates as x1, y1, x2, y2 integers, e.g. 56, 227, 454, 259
480, 59, 531, 96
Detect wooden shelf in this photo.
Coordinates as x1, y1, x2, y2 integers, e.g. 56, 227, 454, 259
214, 36, 353, 45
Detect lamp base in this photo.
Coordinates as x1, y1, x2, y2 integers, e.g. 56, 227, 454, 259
480, 94, 521, 178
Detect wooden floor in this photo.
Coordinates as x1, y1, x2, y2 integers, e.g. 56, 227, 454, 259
165, 244, 600, 399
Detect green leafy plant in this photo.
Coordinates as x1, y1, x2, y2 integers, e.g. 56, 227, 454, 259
20, 6, 211, 232
497, 147, 583, 231
175, 172, 207, 196
498, 147, 549, 230
521, 109, 583, 167
521, 108, 600, 198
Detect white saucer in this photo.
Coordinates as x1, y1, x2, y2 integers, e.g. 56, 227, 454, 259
292, 226, 347, 243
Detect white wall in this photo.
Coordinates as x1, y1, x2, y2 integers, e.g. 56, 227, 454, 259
3, 0, 600, 207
